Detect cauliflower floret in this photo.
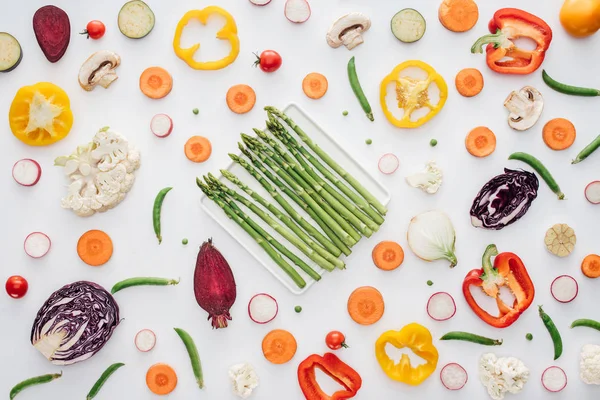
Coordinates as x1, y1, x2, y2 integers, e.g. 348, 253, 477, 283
405, 160, 443, 194
580, 344, 600, 385
479, 353, 529, 400
55, 127, 140, 217
229, 363, 259, 398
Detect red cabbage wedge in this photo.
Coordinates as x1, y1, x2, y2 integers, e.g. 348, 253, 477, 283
31, 281, 120, 365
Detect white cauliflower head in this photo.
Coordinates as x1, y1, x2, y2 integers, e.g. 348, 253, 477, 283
55, 126, 140, 217
229, 363, 259, 398
479, 353, 529, 400
405, 160, 443, 194
580, 344, 600, 385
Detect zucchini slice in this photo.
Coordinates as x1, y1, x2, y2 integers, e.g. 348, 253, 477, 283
391, 9, 426, 43
0, 33, 23, 72
118, 0, 155, 39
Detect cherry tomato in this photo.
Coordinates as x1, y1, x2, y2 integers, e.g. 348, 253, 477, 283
325, 331, 349, 350
81, 20, 106, 40
254, 50, 282, 73
6, 275, 28, 299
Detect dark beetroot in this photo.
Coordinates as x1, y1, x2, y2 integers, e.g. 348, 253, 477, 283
33, 5, 71, 63
194, 238, 237, 329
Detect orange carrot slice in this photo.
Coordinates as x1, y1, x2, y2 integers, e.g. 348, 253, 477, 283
302, 73, 328, 99
372, 241, 404, 271
140, 67, 173, 99
455, 68, 484, 97
262, 329, 297, 364
582, 254, 600, 278
184, 136, 212, 163
543, 118, 576, 151
347, 286, 385, 325
465, 126, 496, 157
146, 363, 178, 395
77, 230, 113, 267
226, 84, 256, 114
439, 0, 479, 32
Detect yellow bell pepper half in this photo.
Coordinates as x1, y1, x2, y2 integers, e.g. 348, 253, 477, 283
375, 323, 439, 386
9, 82, 73, 146
173, 6, 240, 70
380, 60, 448, 128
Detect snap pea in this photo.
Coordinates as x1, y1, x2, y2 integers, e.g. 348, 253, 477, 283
153, 187, 173, 244
347, 57, 374, 121
572, 134, 600, 164
111, 277, 180, 294
174, 327, 204, 389
86, 363, 125, 400
440, 331, 503, 346
508, 152, 565, 199
542, 70, 600, 97
539, 306, 563, 360
10, 372, 62, 399
571, 318, 600, 332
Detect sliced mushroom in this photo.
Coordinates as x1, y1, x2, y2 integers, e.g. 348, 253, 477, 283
326, 12, 371, 50
78, 50, 121, 91
504, 86, 544, 131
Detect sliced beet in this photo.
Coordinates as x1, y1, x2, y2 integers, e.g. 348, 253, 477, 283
33, 5, 71, 63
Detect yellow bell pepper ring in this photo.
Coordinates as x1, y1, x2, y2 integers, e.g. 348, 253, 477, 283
560, 0, 600, 38
9, 82, 74, 146
375, 323, 439, 386
173, 6, 240, 70
380, 60, 448, 128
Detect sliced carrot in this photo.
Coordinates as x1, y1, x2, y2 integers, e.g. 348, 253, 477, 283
465, 126, 496, 157
347, 286, 385, 325
372, 241, 404, 271
146, 363, 178, 395
262, 329, 297, 364
77, 230, 113, 267
184, 136, 212, 163
455, 68, 484, 97
140, 67, 173, 99
582, 254, 600, 278
543, 118, 576, 151
438, 0, 479, 32
302, 73, 328, 99
226, 84, 256, 114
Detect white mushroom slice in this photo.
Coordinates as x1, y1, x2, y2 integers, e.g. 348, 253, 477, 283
326, 13, 371, 50
504, 86, 544, 131
78, 50, 121, 91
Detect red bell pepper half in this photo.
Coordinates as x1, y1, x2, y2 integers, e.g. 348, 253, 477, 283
463, 244, 535, 328
471, 8, 553, 75
297, 353, 362, 400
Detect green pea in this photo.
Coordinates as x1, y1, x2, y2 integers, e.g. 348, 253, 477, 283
342, 110, 348, 116
193, 108, 199, 115
427, 280, 433, 286
365, 139, 372, 145
295, 306, 302, 313
182, 238, 189, 245
526, 333, 533, 341
430, 139, 438, 147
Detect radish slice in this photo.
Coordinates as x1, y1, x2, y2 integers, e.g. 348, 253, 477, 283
440, 363, 468, 390
135, 329, 156, 352
248, 293, 278, 324
585, 181, 600, 204
249, 0, 272, 5
12, 159, 41, 186
24, 232, 51, 258
551, 275, 578, 303
542, 366, 567, 392
427, 292, 456, 321
378, 153, 399, 175
151, 114, 173, 138
285, 0, 311, 23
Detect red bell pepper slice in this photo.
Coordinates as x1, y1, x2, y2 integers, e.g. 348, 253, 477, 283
297, 353, 362, 400
471, 8, 553, 75
463, 244, 535, 328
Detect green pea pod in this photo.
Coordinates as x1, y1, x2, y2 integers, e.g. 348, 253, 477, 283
347, 57, 374, 121
10, 372, 62, 399
153, 187, 173, 244
86, 363, 125, 400
539, 305, 563, 360
174, 328, 204, 389
542, 70, 600, 97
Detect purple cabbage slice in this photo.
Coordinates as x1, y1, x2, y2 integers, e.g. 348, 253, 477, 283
31, 281, 120, 366
470, 168, 539, 230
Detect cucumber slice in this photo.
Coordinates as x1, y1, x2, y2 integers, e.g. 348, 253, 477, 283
0, 33, 23, 72
391, 8, 426, 43
118, 0, 155, 39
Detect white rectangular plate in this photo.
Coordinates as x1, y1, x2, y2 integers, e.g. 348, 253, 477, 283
200, 103, 391, 294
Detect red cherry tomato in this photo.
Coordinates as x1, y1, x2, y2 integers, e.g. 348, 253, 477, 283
6, 275, 28, 299
81, 20, 106, 40
254, 50, 282, 73
325, 331, 348, 350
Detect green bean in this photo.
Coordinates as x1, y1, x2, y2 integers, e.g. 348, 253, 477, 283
542, 70, 600, 97
571, 318, 600, 331
440, 331, 503, 346
86, 363, 125, 400
347, 57, 374, 121
539, 306, 563, 360
111, 277, 180, 294
508, 152, 565, 199
174, 328, 204, 389
572, 134, 600, 164
153, 187, 173, 244
10, 372, 62, 399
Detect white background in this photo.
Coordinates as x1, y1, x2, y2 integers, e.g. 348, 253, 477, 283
1, 0, 600, 399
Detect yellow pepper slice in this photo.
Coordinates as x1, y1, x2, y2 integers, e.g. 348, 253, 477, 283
380, 60, 448, 128
9, 82, 73, 146
375, 323, 439, 386
173, 6, 240, 70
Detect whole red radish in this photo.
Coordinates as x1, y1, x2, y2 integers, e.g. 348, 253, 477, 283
194, 238, 237, 329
